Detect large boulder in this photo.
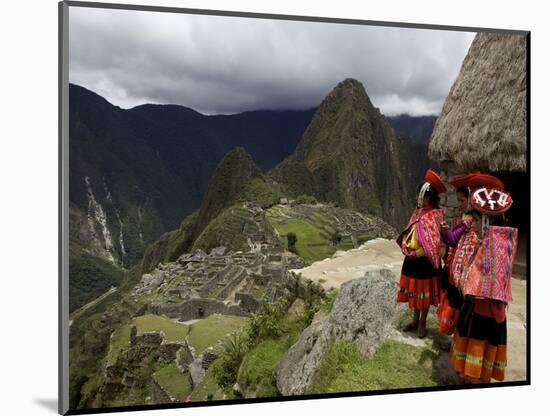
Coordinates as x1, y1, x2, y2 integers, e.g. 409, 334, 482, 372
188, 357, 206, 388
274, 269, 401, 396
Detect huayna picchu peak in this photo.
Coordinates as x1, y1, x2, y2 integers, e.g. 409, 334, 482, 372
269, 78, 432, 228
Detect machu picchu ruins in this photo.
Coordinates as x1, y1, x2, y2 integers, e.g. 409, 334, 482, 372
71, 198, 401, 407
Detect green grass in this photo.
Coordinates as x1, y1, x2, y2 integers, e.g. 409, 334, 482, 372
134, 314, 189, 342
234, 302, 305, 398
237, 336, 296, 397
153, 362, 193, 402
188, 314, 249, 355
107, 324, 131, 365
308, 340, 438, 394
267, 215, 335, 263
320, 288, 339, 313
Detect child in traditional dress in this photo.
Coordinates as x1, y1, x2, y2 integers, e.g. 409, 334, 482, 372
450, 173, 517, 383
437, 175, 474, 341
397, 169, 447, 338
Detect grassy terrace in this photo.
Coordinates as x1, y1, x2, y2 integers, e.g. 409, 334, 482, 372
106, 314, 249, 369
153, 362, 193, 402
193, 206, 252, 253
187, 314, 249, 355
106, 315, 188, 366
267, 206, 337, 263
134, 314, 189, 342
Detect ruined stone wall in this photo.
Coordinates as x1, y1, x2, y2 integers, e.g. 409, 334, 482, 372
199, 273, 222, 297
159, 342, 183, 362
235, 292, 262, 313
216, 269, 247, 300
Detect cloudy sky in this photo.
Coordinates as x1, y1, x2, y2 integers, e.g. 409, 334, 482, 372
69, 6, 475, 116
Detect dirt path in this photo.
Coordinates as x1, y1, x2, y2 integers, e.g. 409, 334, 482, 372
292, 238, 527, 382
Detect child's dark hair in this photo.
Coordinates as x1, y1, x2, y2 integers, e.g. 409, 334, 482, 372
456, 187, 470, 198
426, 186, 440, 208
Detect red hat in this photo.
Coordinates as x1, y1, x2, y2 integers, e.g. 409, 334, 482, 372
449, 172, 479, 188
467, 173, 504, 191
424, 169, 447, 194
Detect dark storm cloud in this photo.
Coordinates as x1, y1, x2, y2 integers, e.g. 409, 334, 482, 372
69, 7, 475, 115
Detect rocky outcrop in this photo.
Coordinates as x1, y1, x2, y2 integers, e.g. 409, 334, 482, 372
188, 358, 206, 388
274, 269, 401, 396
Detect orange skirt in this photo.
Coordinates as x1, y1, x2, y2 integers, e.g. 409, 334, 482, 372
451, 333, 507, 382
397, 256, 440, 310
397, 274, 440, 309
450, 300, 507, 382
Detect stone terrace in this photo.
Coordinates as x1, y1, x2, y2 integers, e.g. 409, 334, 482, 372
280, 203, 396, 247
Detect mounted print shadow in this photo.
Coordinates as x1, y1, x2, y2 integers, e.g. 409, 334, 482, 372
59, 1, 529, 414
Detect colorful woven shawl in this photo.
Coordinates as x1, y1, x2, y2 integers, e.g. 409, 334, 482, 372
451, 228, 480, 290
461, 226, 518, 303
399, 208, 444, 269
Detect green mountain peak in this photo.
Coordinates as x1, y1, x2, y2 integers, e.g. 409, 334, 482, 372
269, 78, 431, 227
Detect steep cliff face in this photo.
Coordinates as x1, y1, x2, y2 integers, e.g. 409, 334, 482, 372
428, 33, 527, 173
270, 78, 431, 228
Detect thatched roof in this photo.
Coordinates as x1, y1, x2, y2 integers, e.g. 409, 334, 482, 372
429, 33, 527, 172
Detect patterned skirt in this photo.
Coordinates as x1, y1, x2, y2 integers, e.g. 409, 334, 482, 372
436, 267, 464, 335
397, 256, 440, 310
450, 300, 507, 382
